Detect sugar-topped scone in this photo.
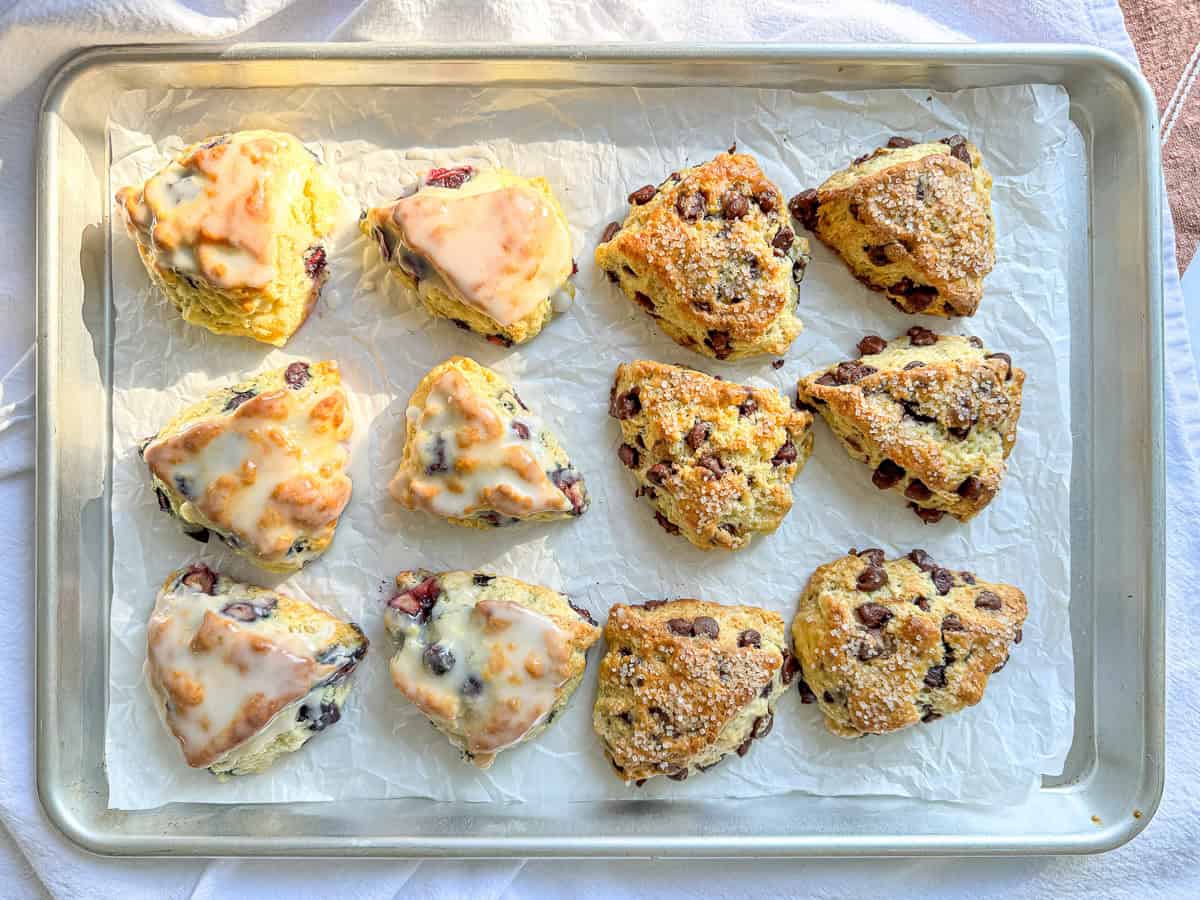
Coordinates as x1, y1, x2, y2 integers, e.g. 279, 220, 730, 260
146, 564, 368, 776
595, 148, 809, 360
593, 599, 793, 784
362, 167, 575, 346
116, 130, 340, 346
791, 548, 1026, 738
796, 329, 1022, 523
140, 360, 353, 572
789, 135, 994, 317
385, 569, 599, 768
609, 360, 813, 550
389, 357, 587, 527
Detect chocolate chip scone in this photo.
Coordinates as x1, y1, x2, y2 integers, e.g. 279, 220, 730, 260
385, 569, 600, 768
594, 599, 792, 784
609, 360, 813, 550
791, 548, 1026, 738
595, 148, 810, 360
389, 356, 587, 527
796, 329, 1023, 523
789, 135, 994, 317
116, 130, 339, 346
146, 564, 368, 776
140, 360, 353, 572
362, 166, 575, 346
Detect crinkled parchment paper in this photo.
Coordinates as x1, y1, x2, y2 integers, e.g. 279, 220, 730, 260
106, 82, 1078, 810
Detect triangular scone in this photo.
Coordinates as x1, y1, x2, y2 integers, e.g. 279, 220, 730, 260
796, 329, 1022, 523
141, 360, 353, 572
609, 360, 813, 550
594, 599, 791, 784
389, 357, 588, 527
146, 564, 368, 775
790, 548, 1026, 738
361, 167, 575, 346
789, 135, 994, 317
385, 570, 599, 768
595, 149, 809, 360
116, 130, 339, 346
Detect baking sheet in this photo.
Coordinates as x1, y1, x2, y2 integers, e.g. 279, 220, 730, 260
105, 81, 1078, 810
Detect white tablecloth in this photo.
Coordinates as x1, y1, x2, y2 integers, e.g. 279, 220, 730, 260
2, 1, 1197, 897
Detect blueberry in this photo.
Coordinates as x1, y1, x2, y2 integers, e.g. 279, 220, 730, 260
461, 675, 484, 697
298, 701, 341, 732
223, 389, 256, 412
422, 643, 455, 676
173, 474, 194, 498
284, 362, 310, 389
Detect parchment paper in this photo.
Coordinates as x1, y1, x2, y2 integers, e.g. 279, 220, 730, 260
106, 82, 1078, 810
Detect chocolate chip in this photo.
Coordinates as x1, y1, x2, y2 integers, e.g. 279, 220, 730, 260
705, 330, 733, 359
609, 385, 641, 419
635, 778, 648, 787
788, 189, 820, 231
737, 738, 753, 757
643, 600, 667, 609
857, 548, 886, 566
738, 396, 757, 417
904, 479, 933, 502
914, 596, 931, 611
798, 678, 817, 704
921, 708, 943, 723
857, 334, 888, 356
697, 455, 725, 478
781, 649, 800, 685
771, 227, 794, 252
667, 768, 689, 782
667, 617, 694, 636
686, 420, 711, 450
628, 184, 656, 205
816, 373, 838, 387
511, 421, 530, 440
772, 359, 785, 370
853, 151, 874, 165
908, 549, 936, 571
618, 443, 640, 468
887, 136, 915, 148
720, 190, 749, 220
605, 270, 619, 283
940, 134, 971, 164
986, 352, 1013, 380
903, 361, 926, 370
910, 503, 946, 524
822, 690, 835, 704
601, 221, 621, 243
568, 600, 598, 626
737, 629, 761, 648
792, 257, 808, 285
181, 564, 216, 594
873, 458, 906, 489
633, 291, 655, 311
923, 665, 947, 688
771, 442, 798, 467
856, 601, 894, 628
646, 462, 673, 485
931, 567, 954, 595
426, 165, 473, 188
956, 476, 985, 502
856, 565, 888, 592
1015, 628, 1023, 644
866, 244, 892, 267
284, 361, 310, 389
968, 336, 984, 348
422, 643, 455, 676
890, 277, 938, 311
993, 657, 1009, 673
975, 591, 1002, 610
751, 713, 773, 739
907, 326, 938, 347
961, 572, 976, 585
654, 511, 680, 535
942, 613, 965, 632
676, 190, 706, 221
756, 190, 779, 214
694, 616, 720, 638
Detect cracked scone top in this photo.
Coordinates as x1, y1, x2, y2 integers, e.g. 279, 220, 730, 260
362, 166, 575, 346
593, 599, 792, 784
389, 356, 587, 527
789, 135, 994, 317
791, 548, 1026, 738
595, 149, 810, 360
385, 570, 599, 768
116, 130, 339, 346
796, 329, 1023, 524
141, 360, 353, 572
145, 564, 367, 776
609, 360, 813, 550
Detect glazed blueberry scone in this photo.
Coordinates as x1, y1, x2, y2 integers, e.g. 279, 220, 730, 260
116, 130, 340, 346
789, 135, 994, 317
361, 166, 575, 346
796, 329, 1023, 523
385, 570, 600, 768
389, 356, 587, 527
791, 548, 1026, 738
593, 599, 793, 784
146, 564, 368, 776
140, 360, 353, 572
609, 360, 813, 550
595, 148, 810, 360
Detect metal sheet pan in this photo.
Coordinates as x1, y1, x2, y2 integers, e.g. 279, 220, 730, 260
35, 43, 1164, 858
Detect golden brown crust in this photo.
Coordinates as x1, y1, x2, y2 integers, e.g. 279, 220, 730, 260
595, 150, 809, 359
791, 136, 994, 317
796, 330, 1023, 523
593, 600, 788, 783
609, 360, 813, 550
791, 549, 1026, 738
